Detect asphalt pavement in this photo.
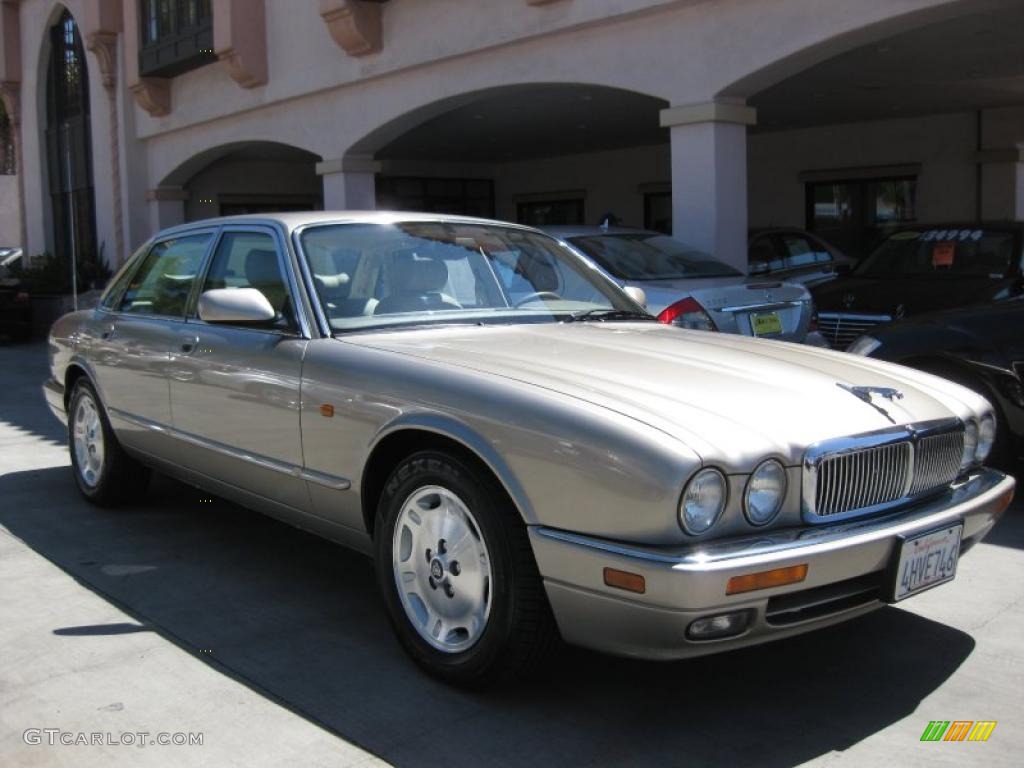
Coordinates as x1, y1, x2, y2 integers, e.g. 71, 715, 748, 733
1, 341, 1021, 767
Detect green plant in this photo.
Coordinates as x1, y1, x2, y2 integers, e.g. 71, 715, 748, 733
12, 249, 112, 295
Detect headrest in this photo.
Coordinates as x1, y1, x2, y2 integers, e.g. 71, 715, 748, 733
395, 255, 449, 293
316, 273, 350, 290
518, 253, 559, 292
245, 249, 281, 286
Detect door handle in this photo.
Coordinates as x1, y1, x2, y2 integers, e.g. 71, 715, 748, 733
179, 334, 200, 354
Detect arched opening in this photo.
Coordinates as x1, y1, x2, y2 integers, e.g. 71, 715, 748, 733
158, 141, 323, 223
350, 83, 670, 230
44, 9, 98, 274
731, 1, 1024, 257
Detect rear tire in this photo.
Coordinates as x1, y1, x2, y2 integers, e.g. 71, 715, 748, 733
68, 379, 150, 505
375, 450, 558, 688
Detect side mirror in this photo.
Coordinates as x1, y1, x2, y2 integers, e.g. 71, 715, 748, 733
623, 285, 647, 308
198, 288, 275, 324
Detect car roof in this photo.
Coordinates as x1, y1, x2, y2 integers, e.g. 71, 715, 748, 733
156, 211, 547, 239
542, 225, 660, 238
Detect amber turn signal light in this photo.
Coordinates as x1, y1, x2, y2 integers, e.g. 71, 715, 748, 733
726, 564, 808, 595
319, 404, 335, 418
603, 567, 646, 594
995, 487, 1015, 516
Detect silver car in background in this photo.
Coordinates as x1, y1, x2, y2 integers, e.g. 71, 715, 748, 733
44, 212, 1013, 688
545, 226, 826, 345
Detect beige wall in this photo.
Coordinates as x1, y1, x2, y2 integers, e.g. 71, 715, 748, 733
493, 144, 670, 228
8, 0, 1019, 269
183, 158, 322, 221
748, 112, 980, 230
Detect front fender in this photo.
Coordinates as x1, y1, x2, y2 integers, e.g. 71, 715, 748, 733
367, 410, 538, 524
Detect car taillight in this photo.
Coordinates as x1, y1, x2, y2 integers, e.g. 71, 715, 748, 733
657, 297, 717, 331
14, 292, 29, 304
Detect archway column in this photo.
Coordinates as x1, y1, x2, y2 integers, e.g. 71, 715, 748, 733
318, 155, 380, 211
146, 186, 187, 231
662, 101, 756, 272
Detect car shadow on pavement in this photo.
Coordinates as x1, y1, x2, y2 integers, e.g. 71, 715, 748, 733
0, 342, 66, 447
0, 466, 981, 768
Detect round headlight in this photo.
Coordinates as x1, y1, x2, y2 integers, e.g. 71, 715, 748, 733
680, 468, 727, 535
744, 460, 787, 526
961, 418, 978, 469
977, 413, 996, 463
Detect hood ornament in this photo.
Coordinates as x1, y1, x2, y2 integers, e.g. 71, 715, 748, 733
837, 383, 904, 423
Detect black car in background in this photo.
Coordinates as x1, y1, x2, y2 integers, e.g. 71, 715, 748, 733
0, 247, 31, 343
847, 297, 1024, 469
811, 224, 1024, 349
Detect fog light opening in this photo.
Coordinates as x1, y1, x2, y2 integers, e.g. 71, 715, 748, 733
686, 611, 751, 641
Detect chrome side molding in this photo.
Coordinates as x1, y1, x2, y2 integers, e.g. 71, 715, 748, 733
108, 407, 351, 491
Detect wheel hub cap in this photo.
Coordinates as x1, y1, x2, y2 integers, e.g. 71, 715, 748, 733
392, 485, 492, 654
72, 393, 105, 488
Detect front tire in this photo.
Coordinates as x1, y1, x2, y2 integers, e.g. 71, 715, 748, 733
69, 379, 150, 505
375, 450, 558, 687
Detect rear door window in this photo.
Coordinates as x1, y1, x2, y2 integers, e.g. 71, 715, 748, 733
119, 234, 212, 317
780, 234, 832, 269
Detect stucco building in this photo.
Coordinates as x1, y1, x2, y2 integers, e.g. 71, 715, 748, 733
1, 0, 1022, 277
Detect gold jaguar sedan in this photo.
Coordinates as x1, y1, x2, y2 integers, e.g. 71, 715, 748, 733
44, 212, 1015, 687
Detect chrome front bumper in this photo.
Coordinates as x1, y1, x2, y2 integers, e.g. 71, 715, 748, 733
530, 468, 1014, 660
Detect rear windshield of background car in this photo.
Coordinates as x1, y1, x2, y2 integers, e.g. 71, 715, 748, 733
568, 234, 742, 280
856, 228, 1017, 278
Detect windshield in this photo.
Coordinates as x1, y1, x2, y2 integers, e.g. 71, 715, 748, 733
567, 233, 742, 280
856, 228, 1017, 278
298, 222, 643, 332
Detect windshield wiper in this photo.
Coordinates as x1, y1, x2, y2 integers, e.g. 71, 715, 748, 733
562, 308, 657, 323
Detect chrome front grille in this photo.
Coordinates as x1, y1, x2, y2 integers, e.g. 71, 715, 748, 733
817, 313, 891, 350
814, 442, 911, 517
908, 431, 965, 496
803, 420, 964, 522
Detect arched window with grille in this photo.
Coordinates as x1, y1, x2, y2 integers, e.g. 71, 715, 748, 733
0, 100, 14, 176
45, 9, 98, 266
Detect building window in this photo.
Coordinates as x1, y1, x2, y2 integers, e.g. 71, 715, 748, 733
139, 0, 215, 78
643, 191, 672, 234
806, 176, 917, 257
45, 11, 98, 270
376, 176, 495, 218
517, 198, 584, 227
0, 101, 14, 175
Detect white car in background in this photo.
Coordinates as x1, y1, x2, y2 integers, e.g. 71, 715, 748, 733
545, 226, 827, 345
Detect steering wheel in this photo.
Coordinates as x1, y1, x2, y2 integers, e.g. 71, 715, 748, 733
513, 291, 562, 308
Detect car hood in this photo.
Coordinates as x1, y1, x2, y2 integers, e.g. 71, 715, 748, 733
812, 274, 1009, 316
345, 322, 980, 471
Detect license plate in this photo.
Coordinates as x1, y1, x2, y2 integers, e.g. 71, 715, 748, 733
891, 524, 962, 601
751, 312, 783, 336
